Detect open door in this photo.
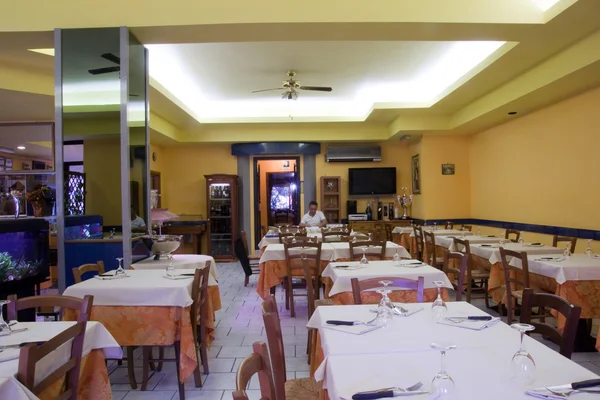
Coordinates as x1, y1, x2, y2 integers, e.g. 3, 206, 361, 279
253, 163, 261, 250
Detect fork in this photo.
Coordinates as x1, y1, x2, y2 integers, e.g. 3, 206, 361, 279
545, 387, 600, 398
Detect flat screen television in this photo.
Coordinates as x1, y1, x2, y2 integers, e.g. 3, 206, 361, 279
348, 167, 397, 196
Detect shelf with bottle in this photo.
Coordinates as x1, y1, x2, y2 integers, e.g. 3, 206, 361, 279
209, 183, 231, 200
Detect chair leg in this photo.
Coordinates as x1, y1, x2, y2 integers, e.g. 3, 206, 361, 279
174, 341, 186, 400
307, 330, 312, 364
126, 346, 137, 390
244, 275, 249, 287
484, 279, 490, 309
156, 347, 164, 372
288, 278, 296, 318
193, 343, 203, 388
141, 347, 151, 391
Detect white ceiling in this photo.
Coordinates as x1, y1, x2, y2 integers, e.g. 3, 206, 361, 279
0, 123, 53, 161
147, 41, 506, 123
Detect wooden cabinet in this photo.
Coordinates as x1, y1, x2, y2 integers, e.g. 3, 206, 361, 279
320, 176, 341, 223
205, 174, 239, 261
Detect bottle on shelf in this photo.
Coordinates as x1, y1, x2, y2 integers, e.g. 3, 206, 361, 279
377, 202, 382, 221
365, 202, 373, 221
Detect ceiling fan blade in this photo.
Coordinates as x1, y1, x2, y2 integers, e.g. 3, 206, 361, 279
252, 88, 285, 93
101, 53, 121, 65
88, 66, 121, 75
299, 86, 333, 92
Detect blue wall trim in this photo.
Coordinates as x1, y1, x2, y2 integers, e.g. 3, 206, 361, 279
231, 142, 321, 156
411, 218, 600, 241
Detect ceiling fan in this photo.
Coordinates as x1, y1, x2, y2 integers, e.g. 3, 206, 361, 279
88, 53, 121, 75
252, 71, 332, 100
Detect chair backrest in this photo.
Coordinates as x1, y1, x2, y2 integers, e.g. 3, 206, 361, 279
348, 240, 386, 261
322, 230, 350, 242
17, 320, 87, 400
281, 235, 315, 245
413, 225, 424, 260
442, 250, 469, 301
234, 237, 253, 277
191, 261, 211, 345
232, 341, 276, 400
452, 237, 471, 255
7, 294, 93, 323
520, 288, 581, 359
351, 276, 424, 304
461, 225, 472, 232
261, 296, 287, 400
445, 221, 454, 229
72, 261, 105, 283
384, 224, 393, 242
423, 230, 436, 265
505, 229, 521, 243
499, 247, 529, 323
553, 235, 577, 253
278, 231, 307, 243
283, 241, 322, 272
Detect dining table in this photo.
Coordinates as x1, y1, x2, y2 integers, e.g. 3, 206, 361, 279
256, 241, 410, 299
307, 302, 600, 400
63, 269, 200, 385
0, 321, 122, 400
435, 234, 508, 251
321, 260, 452, 304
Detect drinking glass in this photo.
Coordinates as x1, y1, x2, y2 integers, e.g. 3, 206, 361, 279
476, 227, 481, 236
0, 300, 11, 332
563, 244, 571, 259
368, 232, 373, 241
292, 233, 297, 244
518, 234, 525, 245
376, 281, 394, 326
431, 281, 447, 321
166, 259, 176, 277
433, 222, 437, 231
115, 257, 126, 277
360, 248, 369, 266
510, 323, 536, 385
352, 236, 358, 243
585, 239, 594, 258
392, 249, 401, 266
430, 342, 457, 397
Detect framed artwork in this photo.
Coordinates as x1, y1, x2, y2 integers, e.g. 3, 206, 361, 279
0, 157, 5, 167
411, 154, 421, 194
5, 158, 12, 167
22, 163, 31, 170
442, 163, 455, 175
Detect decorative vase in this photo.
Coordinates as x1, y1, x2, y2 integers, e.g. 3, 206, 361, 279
30, 200, 46, 217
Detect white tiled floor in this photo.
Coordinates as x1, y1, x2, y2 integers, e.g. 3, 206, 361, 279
108, 262, 600, 399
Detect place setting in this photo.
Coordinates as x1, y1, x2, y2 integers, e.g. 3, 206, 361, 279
94, 257, 130, 280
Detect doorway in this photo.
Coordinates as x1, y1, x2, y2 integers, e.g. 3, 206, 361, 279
151, 171, 161, 208
253, 157, 301, 248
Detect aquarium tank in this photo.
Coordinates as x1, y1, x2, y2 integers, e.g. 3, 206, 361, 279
0, 219, 49, 285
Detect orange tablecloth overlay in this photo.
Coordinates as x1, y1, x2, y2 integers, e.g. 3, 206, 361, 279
65, 306, 197, 383
392, 233, 412, 256
257, 260, 330, 299
41, 349, 110, 400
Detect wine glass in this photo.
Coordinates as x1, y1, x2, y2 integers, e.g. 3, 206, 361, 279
352, 235, 358, 243
563, 244, 571, 259
431, 281, 447, 321
392, 249, 401, 266
360, 248, 369, 266
430, 342, 457, 397
518, 234, 525, 245
585, 239, 594, 258
0, 300, 11, 332
476, 227, 481, 236
375, 282, 394, 326
292, 233, 297, 244
165, 258, 175, 277
510, 323, 536, 386
115, 257, 126, 277
368, 232, 373, 241
433, 222, 437, 231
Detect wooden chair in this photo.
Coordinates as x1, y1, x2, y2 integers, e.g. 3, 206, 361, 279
283, 241, 322, 318
442, 250, 468, 301
445, 221, 454, 229
17, 321, 87, 400
7, 294, 93, 323
348, 240, 386, 261
520, 288, 581, 359
72, 261, 105, 283
552, 235, 577, 254
278, 231, 307, 243
321, 230, 349, 242
242, 231, 261, 286
384, 224, 393, 242
261, 296, 320, 400
452, 238, 490, 307
461, 225, 473, 232
232, 342, 276, 400
423, 231, 444, 269
413, 225, 424, 261
351, 276, 425, 304
499, 247, 530, 324
505, 229, 521, 243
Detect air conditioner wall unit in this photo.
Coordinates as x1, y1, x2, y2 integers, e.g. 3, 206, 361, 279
325, 145, 382, 162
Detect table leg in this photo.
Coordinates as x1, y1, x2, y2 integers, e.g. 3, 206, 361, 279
574, 318, 597, 352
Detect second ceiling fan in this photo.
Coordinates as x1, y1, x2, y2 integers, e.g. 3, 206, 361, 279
252, 70, 332, 100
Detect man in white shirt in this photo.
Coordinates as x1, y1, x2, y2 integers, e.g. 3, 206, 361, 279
299, 201, 327, 228
131, 207, 147, 233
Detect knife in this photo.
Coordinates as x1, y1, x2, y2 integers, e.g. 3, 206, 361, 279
534, 378, 600, 392
326, 320, 363, 326
445, 316, 493, 321
99, 272, 114, 277
352, 389, 429, 399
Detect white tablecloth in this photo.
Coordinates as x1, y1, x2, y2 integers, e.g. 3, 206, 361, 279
391, 226, 414, 234
63, 270, 194, 307
322, 261, 452, 296
509, 253, 600, 285
133, 254, 218, 285
436, 235, 506, 251
469, 243, 564, 265
0, 321, 121, 400
308, 302, 600, 400
410, 229, 475, 238
328, 241, 410, 260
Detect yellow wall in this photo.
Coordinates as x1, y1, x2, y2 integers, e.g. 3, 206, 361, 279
0, 151, 52, 171
83, 138, 122, 226
470, 86, 600, 231
257, 159, 297, 230
315, 142, 413, 219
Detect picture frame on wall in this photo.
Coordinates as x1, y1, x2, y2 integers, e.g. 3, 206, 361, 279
442, 163, 455, 175
22, 163, 31, 170
411, 154, 421, 194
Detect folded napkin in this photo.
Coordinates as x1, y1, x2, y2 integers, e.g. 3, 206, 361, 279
0, 347, 20, 363
535, 256, 564, 262
393, 305, 424, 317
163, 274, 194, 280
436, 317, 500, 331
323, 324, 383, 335
265, 233, 278, 238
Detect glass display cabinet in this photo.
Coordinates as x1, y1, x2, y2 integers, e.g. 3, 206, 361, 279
205, 174, 239, 261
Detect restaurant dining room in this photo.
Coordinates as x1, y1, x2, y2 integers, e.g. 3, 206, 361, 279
2, 1, 600, 399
